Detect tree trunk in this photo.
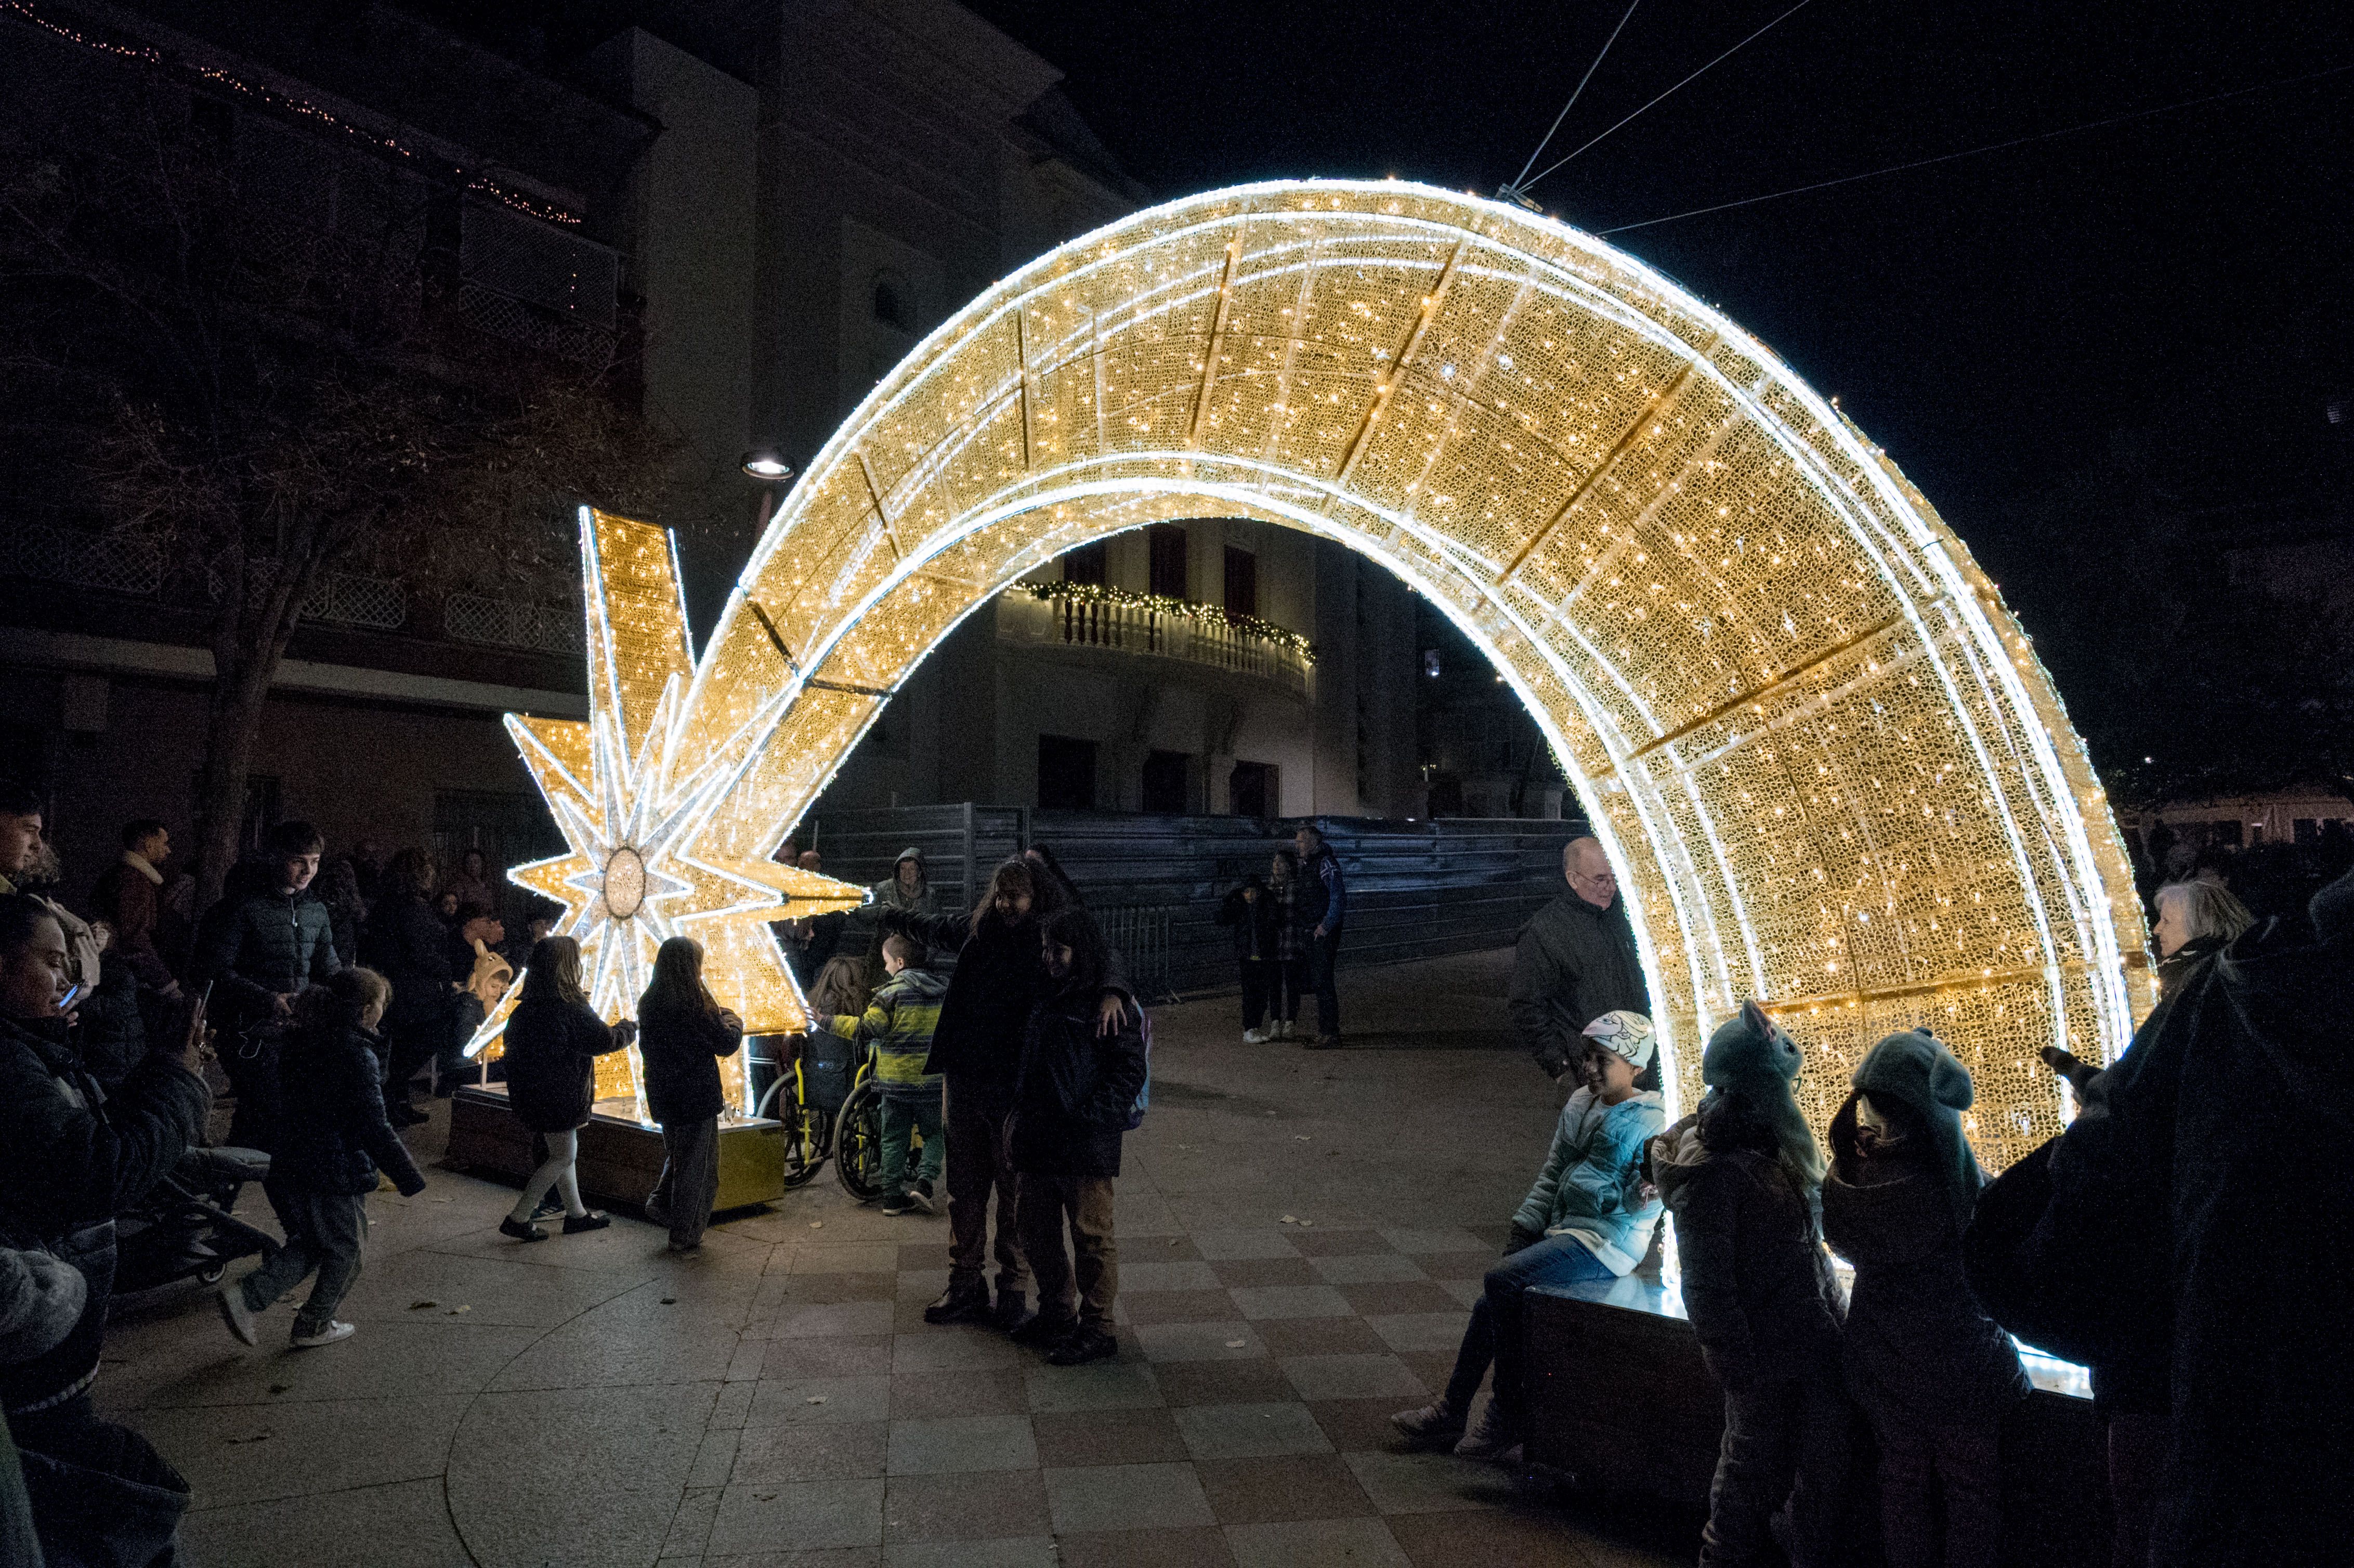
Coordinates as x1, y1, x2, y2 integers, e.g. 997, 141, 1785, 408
189, 546, 325, 909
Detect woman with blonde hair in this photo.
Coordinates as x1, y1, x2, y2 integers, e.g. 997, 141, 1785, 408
2150, 879, 2255, 999
499, 937, 634, 1242
638, 936, 744, 1251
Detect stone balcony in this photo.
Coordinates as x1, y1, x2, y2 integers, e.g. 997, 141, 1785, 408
997, 585, 1313, 700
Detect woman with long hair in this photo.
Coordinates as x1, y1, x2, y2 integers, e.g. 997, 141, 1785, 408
219, 967, 424, 1350
884, 857, 1122, 1331
637, 937, 744, 1252
498, 936, 634, 1241
359, 847, 455, 1127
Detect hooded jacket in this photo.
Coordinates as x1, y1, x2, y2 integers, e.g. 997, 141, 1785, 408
1511, 1086, 1666, 1274
636, 992, 744, 1126
1822, 1031, 2025, 1430
1215, 879, 1281, 962
1965, 872, 2354, 1567
1010, 977, 1146, 1179
0, 1013, 207, 1413
819, 965, 948, 1101
500, 996, 625, 1133
867, 849, 936, 916
273, 1021, 427, 1197
1509, 891, 1649, 1078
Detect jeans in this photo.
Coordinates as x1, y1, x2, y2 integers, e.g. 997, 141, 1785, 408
1309, 926, 1342, 1036
1240, 959, 1272, 1029
1442, 1233, 1614, 1427
243, 1182, 367, 1333
1017, 1174, 1118, 1327
648, 1117, 720, 1247
1875, 1413, 2002, 1568
943, 1076, 1028, 1298
1701, 1366, 1851, 1568
879, 1094, 944, 1196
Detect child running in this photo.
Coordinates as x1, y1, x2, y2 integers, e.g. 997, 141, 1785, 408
811, 932, 949, 1216
218, 968, 424, 1349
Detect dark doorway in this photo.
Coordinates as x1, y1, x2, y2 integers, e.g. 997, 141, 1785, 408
1142, 750, 1192, 815
1038, 734, 1098, 809
1228, 760, 1276, 819
1148, 524, 1188, 599
1223, 545, 1257, 618
1063, 541, 1107, 585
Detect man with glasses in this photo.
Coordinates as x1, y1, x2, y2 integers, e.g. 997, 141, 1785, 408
1509, 836, 1649, 1085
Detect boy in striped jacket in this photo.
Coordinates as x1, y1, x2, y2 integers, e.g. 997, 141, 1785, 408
814, 932, 949, 1216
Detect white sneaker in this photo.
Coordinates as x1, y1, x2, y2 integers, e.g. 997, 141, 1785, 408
216, 1285, 258, 1347
1453, 1395, 1518, 1459
1243, 1027, 1270, 1043
291, 1320, 356, 1349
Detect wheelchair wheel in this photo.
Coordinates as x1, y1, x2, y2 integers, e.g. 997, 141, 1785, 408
835, 1081, 887, 1203
780, 1102, 831, 1190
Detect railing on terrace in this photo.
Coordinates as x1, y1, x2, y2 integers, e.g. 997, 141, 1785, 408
998, 587, 1312, 699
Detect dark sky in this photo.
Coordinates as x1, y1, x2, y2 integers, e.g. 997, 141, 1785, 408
965, 0, 2352, 567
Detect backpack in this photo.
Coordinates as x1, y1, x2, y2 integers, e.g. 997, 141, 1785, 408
1122, 1009, 1153, 1131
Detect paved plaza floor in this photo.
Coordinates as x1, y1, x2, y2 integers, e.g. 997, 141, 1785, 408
99, 948, 1698, 1567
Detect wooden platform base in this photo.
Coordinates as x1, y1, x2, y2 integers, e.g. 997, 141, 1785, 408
1524, 1273, 2108, 1567
444, 1086, 788, 1214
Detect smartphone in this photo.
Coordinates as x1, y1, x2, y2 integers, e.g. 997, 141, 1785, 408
58, 981, 87, 1013
185, 979, 214, 1054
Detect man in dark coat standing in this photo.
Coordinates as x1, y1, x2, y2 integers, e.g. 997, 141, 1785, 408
1509, 835, 1649, 1082
199, 820, 339, 1149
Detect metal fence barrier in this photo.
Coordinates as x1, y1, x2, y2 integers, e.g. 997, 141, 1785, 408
1096, 904, 1176, 1005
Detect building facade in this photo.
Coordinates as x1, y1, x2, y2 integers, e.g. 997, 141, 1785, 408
0, 0, 1421, 908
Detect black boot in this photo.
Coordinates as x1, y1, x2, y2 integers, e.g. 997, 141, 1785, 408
992, 1288, 1035, 1334
923, 1280, 991, 1325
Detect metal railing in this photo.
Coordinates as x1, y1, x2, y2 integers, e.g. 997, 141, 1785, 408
206, 560, 408, 631
1097, 904, 1177, 1004
0, 521, 165, 596
998, 591, 1312, 699
444, 592, 585, 655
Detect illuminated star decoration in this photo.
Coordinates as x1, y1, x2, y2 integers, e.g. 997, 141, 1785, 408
465, 506, 866, 1120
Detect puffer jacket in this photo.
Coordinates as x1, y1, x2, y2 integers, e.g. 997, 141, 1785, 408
1215, 881, 1280, 962
500, 996, 624, 1133
1652, 1101, 1844, 1387
0, 1246, 86, 1367
637, 994, 744, 1125
1508, 891, 1649, 1078
819, 966, 948, 1101
201, 887, 339, 1022
0, 1013, 207, 1413
1511, 1086, 1666, 1275
273, 1022, 425, 1197
1010, 979, 1146, 1179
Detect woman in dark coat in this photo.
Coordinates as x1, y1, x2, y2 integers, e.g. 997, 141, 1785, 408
1822, 1031, 2024, 1568
498, 936, 633, 1241
1008, 907, 1145, 1366
637, 936, 744, 1252
361, 848, 455, 1127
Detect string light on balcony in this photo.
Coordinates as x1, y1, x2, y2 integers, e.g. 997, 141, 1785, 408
489, 182, 2146, 1169
1025, 580, 1315, 659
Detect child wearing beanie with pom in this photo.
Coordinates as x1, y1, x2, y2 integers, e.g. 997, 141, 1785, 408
1822, 1030, 2025, 1568
1648, 1000, 1848, 1567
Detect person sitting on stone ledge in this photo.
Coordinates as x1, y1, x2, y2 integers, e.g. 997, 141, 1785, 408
1392, 1009, 1666, 1461
1649, 1001, 1847, 1568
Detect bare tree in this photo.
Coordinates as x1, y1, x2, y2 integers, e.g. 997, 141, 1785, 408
2, 84, 705, 904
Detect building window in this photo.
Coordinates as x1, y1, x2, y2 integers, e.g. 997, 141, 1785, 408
1223, 545, 1257, 618
1142, 751, 1192, 815
1063, 541, 1107, 586
1148, 524, 1188, 599
1038, 735, 1097, 810
1228, 760, 1276, 819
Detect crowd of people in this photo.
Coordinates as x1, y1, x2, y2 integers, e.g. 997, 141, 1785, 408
1384, 830, 2349, 1568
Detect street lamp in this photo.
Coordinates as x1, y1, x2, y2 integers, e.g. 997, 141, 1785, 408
740, 446, 793, 482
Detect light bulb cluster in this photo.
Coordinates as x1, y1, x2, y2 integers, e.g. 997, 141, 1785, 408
1025, 580, 1315, 658
499, 182, 2147, 1166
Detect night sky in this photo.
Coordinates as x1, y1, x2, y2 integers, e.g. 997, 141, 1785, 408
966, 0, 2351, 571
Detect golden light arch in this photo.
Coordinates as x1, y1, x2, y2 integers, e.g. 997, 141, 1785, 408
506, 180, 2153, 1164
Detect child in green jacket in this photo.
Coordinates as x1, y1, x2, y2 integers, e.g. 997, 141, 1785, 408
815, 932, 948, 1216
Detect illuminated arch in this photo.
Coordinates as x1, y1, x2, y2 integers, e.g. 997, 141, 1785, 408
564, 181, 2153, 1165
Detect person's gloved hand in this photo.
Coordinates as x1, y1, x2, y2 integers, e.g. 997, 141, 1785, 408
877, 908, 911, 937
1504, 1223, 1543, 1257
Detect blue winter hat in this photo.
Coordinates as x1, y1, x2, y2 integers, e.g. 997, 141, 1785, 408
1851, 1029, 1983, 1232
1703, 1000, 1825, 1188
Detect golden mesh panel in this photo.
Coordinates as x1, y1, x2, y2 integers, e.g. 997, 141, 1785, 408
490, 182, 2147, 1159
